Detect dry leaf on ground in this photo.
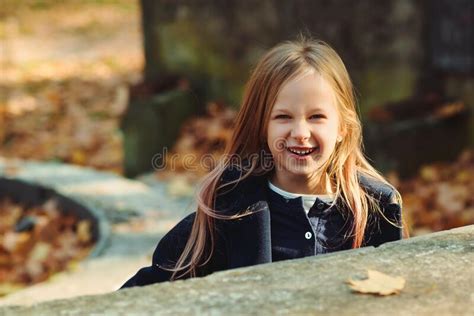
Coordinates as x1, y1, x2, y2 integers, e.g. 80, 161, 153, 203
0, 198, 94, 296
399, 149, 474, 235
346, 269, 406, 296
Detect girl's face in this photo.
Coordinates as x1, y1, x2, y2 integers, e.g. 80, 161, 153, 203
267, 70, 343, 188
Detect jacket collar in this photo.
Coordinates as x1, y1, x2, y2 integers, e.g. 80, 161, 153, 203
215, 166, 337, 216
214, 163, 392, 216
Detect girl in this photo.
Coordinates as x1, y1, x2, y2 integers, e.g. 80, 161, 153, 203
120, 37, 404, 288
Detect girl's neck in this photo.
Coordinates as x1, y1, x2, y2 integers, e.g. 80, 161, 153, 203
270, 172, 334, 195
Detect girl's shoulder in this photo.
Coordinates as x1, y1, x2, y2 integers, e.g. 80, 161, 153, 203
218, 162, 265, 186
358, 173, 403, 245
357, 172, 400, 205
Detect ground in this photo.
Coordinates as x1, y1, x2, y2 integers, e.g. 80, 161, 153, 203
1, 1, 142, 174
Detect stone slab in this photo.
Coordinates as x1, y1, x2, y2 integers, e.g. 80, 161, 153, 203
1, 225, 472, 316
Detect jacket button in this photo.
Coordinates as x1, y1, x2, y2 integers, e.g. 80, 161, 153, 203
305, 232, 312, 239
317, 202, 325, 210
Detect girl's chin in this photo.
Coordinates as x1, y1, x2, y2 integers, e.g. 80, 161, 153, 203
281, 156, 327, 173
282, 163, 321, 175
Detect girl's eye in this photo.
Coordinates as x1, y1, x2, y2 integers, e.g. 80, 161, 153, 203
310, 114, 325, 119
275, 114, 291, 119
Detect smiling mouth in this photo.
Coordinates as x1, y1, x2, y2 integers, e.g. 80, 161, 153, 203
286, 146, 319, 156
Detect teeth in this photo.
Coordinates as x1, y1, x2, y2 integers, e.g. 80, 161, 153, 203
288, 147, 316, 155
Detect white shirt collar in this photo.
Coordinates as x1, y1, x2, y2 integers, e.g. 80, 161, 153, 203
267, 181, 334, 202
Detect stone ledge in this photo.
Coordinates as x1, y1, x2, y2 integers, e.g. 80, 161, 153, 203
1, 225, 473, 316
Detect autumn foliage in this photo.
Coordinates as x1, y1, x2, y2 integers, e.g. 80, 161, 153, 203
394, 150, 474, 235
0, 198, 94, 296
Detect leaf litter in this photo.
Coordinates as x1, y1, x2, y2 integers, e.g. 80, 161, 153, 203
0, 198, 94, 297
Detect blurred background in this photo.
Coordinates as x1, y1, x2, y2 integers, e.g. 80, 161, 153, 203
0, 0, 472, 297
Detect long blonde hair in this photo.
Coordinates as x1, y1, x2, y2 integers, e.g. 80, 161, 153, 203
168, 36, 403, 280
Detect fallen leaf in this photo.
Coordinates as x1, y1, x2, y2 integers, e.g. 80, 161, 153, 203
1, 232, 30, 253
71, 149, 87, 165
346, 269, 406, 296
419, 165, 440, 182
77, 220, 92, 243
28, 242, 51, 263
436, 183, 468, 214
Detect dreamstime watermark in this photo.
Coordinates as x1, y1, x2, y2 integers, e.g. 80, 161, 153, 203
151, 137, 325, 173
151, 147, 275, 172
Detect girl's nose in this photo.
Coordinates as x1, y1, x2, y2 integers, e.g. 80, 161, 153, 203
290, 121, 311, 141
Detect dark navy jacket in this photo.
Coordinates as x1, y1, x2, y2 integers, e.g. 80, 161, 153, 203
120, 169, 402, 289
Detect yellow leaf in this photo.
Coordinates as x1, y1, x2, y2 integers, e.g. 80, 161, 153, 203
419, 165, 439, 182
28, 242, 51, 263
2, 231, 30, 252
347, 269, 405, 296
455, 170, 471, 183
71, 149, 87, 165
77, 220, 92, 243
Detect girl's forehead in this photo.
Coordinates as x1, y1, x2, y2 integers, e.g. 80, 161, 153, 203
272, 71, 337, 110
281, 69, 329, 90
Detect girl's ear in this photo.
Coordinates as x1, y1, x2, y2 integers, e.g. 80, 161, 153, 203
337, 126, 347, 142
